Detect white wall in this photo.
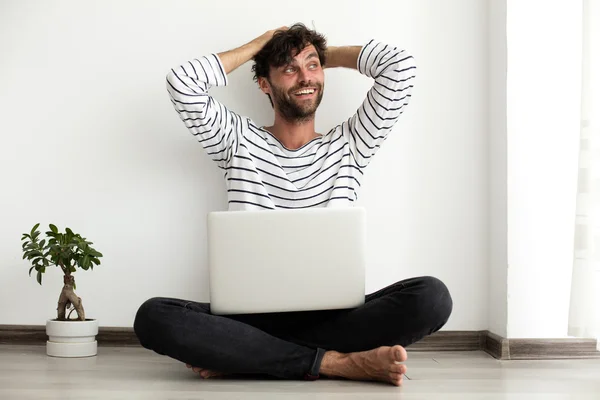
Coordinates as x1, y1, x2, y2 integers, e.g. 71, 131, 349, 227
0, 0, 489, 329
504, 0, 582, 337
488, 0, 508, 338
487, 0, 583, 339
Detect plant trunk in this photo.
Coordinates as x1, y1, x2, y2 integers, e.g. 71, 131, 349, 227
57, 275, 85, 321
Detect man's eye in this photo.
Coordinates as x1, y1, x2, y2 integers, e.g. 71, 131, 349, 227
284, 67, 295, 73
309, 64, 318, 69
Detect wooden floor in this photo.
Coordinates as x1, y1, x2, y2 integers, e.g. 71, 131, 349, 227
1, 345, 599, 399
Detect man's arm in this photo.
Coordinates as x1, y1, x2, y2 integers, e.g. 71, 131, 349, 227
166, 28, 285, 167
336, 40, 416, 169
325, 46, 362, 70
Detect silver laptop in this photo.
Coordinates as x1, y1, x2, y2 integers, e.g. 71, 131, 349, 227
207, 207, 366, 315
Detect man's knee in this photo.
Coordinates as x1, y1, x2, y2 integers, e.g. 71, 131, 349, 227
133, 297, 164, 348
418, 276, 453, 328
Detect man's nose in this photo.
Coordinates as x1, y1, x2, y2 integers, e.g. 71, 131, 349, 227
297, 67, 310, 84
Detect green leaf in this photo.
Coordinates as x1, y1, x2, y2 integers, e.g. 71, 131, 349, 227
91, 258, 100, 265
79, 255, 88, 270
36, 270, 42, 285
22, 241, 30, 249
39, 239, 46, 248
28, 250, 43, 258
73, 282, 77, 290
28, 266, 34, 276
49, 224, 58, 234
66, 227, 74, 236
31, 223, 40, 236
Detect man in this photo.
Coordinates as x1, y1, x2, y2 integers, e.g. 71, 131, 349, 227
134, 24, 452, 386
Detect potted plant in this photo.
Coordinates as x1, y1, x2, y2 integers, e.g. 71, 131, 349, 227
21, 223, 103, 357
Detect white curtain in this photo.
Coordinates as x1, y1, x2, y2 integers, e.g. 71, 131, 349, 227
569, 0, 600, 346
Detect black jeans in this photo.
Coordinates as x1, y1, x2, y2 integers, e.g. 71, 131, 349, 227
133, 276, 452, 380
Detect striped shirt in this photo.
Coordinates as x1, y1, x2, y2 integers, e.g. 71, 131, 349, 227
166, 40, 415, 210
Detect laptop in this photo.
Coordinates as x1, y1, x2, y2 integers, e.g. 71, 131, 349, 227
207, 207, 367, 315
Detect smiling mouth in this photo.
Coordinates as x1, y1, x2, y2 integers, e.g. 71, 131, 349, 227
293, 88, 317, 97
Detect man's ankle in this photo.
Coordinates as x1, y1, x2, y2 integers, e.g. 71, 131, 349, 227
319, 350, 346, 376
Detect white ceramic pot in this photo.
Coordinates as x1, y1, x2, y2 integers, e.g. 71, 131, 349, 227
46, 319, 99, 358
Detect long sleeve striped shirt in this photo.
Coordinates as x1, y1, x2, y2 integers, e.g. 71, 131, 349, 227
166, 40, 415, 210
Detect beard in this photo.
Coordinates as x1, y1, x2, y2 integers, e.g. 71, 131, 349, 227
269, 81, 324, 123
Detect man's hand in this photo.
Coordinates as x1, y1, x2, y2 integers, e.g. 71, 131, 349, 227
252, 26, 288, 50
217, 27, 288, 75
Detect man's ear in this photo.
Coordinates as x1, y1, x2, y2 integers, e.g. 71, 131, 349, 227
258, 77, 271, 95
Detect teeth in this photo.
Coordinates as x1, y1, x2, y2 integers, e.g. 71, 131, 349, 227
295, 89, 315, 95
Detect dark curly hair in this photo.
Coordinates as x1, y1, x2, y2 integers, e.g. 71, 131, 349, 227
251, 23, 327, 83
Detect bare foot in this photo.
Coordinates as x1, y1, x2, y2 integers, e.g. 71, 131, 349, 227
319, 345, 408, 386
185, 363, 226, 379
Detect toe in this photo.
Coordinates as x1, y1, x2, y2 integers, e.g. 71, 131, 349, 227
201, 370, 220, 379
389, 372, 404, 386
390, 363, 407, 374
391, 345, 407, 362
